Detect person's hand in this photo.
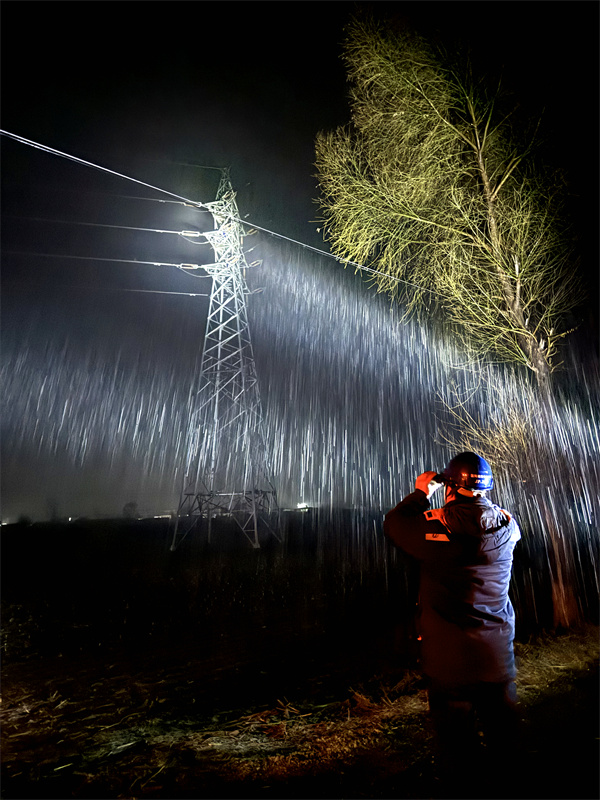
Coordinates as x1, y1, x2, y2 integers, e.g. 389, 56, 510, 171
415, 471, 443, 499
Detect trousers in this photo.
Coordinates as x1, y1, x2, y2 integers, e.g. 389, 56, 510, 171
427, 679, 519, 779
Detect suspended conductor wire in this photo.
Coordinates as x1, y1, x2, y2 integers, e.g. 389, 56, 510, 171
0, 129, 435, 296
0, 130, 210, 211
6, 215, 210, 240
121, 288, 210, 296
3, 250, 213, 276
113, 201, 439, 296
5, 280, 210, 298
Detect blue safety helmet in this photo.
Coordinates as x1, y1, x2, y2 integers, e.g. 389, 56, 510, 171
442, 452, 494, 491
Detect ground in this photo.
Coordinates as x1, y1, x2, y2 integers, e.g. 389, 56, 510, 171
1, 623, 598, 800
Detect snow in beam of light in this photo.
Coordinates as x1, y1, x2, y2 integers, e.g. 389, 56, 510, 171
1, 236, 599, 579
1, 236, 461, 517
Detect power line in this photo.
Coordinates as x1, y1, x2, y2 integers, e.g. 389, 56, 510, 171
0, 131, 209, 210
111, 193, 414, 288
5, 215, 210, 241
5, 282, 210, 298
3, 250, 214, 273
0, 129, 436, 296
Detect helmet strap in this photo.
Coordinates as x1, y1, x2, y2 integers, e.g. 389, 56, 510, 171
446, 485, 486, 500
458, 487, 487, 497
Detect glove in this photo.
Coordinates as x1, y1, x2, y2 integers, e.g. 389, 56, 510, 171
415, 471, 443, 499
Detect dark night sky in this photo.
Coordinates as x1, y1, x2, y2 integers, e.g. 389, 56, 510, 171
1, 0, 598, 520
2, 1, 598, 251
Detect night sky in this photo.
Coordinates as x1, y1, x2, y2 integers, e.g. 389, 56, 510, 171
2, 1, 598, 521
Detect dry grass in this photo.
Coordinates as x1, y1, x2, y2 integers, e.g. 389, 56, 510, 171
515, 624, 599, 697
217, 626, 598, 783
217, 688, 431, 782
1, 625, 597, 798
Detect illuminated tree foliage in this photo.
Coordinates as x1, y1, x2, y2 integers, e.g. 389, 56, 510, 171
315, 14, 584, 386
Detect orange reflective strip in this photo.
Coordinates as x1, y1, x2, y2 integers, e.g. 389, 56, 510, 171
424, 507, 452, 541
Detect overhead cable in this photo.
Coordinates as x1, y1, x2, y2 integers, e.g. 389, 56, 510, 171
6, 215, 208, 240
0, 130, 209, 210
0, 129, 433, 294
3, 250, 212, 272
5, 281, 210, 298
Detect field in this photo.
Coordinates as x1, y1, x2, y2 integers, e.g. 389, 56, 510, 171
1, 515, 598, 799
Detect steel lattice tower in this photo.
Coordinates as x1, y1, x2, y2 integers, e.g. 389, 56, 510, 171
170, 171, 278, 549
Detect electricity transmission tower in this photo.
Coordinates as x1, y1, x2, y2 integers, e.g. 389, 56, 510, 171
170, 170, 279, 550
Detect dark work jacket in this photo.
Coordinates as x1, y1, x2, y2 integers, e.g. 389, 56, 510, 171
384, 489, 521, 685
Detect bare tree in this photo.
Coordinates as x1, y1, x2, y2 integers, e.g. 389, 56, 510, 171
315, 14, 584, 388
438, 375, 583, 628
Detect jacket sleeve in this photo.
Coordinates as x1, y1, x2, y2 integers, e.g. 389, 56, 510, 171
384, 489, 431, 558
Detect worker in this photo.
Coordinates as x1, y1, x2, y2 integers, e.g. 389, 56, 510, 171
384, 452, 521, 785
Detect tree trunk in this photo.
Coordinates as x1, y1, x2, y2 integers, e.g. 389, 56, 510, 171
537, 494, 581, 629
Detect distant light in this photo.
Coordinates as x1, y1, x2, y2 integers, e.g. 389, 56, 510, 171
297, 502, 309, 510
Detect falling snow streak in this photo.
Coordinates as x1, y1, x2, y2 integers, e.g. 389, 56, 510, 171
2, 236, 599, 516
2, 231, 599, 622
2, 237, 453, 516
